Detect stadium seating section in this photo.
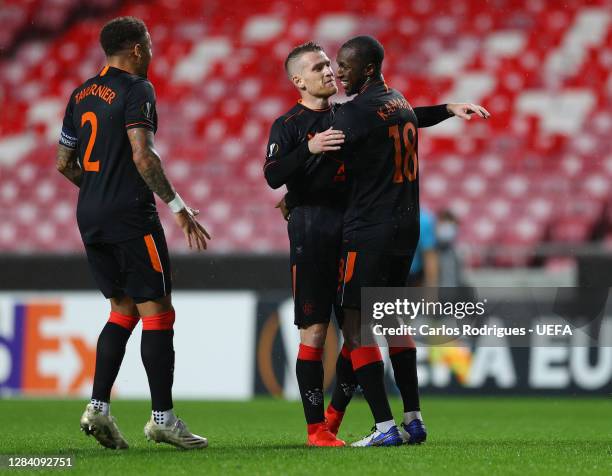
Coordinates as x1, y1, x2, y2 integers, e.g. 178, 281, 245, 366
0, 0, 610, 266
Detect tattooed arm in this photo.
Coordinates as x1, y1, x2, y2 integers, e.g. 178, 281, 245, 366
56, 144, 82, 187
127, 127, 211, 250
127, 128, 176, 202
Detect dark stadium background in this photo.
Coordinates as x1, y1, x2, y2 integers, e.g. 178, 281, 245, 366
1, 0, 611, 402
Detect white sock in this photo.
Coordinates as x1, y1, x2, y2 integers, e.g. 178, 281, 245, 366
376, 419, 395, 433
90, 399, 110, 416
152, 409, 177, 426
404, 411, 423, 424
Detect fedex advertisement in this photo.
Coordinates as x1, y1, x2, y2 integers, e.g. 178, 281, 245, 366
0, 292, 256, 399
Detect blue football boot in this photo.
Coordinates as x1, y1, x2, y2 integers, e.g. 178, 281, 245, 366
399, 419, 427, 444
351, 425, 403, 447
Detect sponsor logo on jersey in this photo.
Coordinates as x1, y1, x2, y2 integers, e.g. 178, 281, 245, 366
333, 160, 345, 182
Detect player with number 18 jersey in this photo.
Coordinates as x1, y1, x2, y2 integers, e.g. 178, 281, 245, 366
334, 79, 421, 309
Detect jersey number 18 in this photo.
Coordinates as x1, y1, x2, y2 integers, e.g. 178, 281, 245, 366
389, 122, 417, 183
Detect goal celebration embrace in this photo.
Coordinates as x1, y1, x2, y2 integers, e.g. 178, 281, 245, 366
265, 36, 489, 448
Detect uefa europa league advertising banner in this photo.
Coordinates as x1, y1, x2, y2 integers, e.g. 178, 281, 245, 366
253, 289, 612, 397
0, 290, 611, 398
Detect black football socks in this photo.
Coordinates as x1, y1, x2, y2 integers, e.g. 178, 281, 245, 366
351, 347, 394, 428
329, 344, 357, 413
296, 344, 325, 426
91, 312, 138, 405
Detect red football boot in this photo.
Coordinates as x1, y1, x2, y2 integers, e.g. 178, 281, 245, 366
306, 422, 345, 447
324, 405, 345, 436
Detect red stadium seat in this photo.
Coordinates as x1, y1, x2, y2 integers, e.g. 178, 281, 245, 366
0, 0, 610, 264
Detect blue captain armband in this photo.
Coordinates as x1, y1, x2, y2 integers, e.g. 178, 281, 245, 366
59, 129, 77, 149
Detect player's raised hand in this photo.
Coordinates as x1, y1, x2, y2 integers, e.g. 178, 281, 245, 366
308, 127, 345, 154
447, 103, 491, 120
173, 207, 211, 251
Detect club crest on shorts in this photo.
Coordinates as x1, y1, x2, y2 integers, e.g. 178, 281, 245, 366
303, 301, 315, 316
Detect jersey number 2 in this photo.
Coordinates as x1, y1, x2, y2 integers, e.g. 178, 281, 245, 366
389, 123, 417, 183
81, 112, 99, 172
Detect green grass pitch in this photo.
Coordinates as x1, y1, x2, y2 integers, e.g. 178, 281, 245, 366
0, 397, 610, 475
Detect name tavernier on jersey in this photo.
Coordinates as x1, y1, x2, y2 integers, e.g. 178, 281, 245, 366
59, 66, 162, 244
264, 101, 346, 208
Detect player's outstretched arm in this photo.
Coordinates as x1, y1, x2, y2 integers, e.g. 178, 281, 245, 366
56, 144, 82, 187
413, 103, 490, 128
128, 128, 211, 250
446, 103, 490, 120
